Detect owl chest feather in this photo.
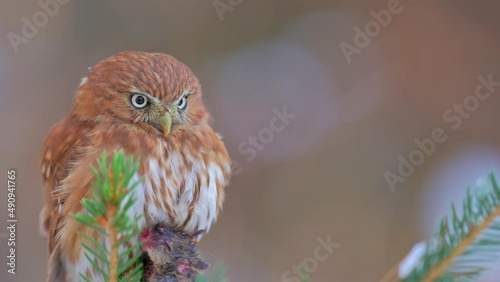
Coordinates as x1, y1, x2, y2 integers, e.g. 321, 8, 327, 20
131, 141, 228, 235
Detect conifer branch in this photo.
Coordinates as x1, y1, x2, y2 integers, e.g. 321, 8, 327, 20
72, 150, 144, 282
423, 204, 500, 282
381, 173, 500, 282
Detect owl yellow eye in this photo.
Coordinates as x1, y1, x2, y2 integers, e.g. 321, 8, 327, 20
130, 94, 149, 109
178, 96, 187, 111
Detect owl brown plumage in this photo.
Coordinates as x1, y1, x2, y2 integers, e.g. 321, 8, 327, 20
39, 51, 231, 281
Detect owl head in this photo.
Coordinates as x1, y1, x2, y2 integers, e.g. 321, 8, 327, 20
74, 51, 209, 136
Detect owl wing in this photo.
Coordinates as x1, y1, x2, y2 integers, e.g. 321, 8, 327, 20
40, 116, 91, 253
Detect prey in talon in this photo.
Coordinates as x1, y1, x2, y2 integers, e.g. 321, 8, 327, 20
141, 223, 210, 282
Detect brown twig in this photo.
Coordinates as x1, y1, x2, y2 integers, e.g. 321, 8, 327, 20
98, 206, 119, 282
107, 220, 119, 282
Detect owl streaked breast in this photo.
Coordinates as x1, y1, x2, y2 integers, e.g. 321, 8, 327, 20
134, 134, 231, 236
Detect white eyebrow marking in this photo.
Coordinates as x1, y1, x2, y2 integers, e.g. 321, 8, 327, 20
174, 90, 192, 104
128, 89, 163, 106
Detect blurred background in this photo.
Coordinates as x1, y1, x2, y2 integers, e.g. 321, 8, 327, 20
1, 0, 500, 281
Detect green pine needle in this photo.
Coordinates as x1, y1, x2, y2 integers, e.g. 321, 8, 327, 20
72, 150, 144, 282
401, 173, 500, 282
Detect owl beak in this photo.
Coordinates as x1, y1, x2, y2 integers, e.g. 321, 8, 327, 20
159, 111, 173, 136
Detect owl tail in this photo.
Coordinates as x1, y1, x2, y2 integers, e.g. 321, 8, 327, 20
47, 246, 67, 282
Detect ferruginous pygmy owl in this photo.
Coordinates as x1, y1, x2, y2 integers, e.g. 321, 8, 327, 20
39, 51, 231, 281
